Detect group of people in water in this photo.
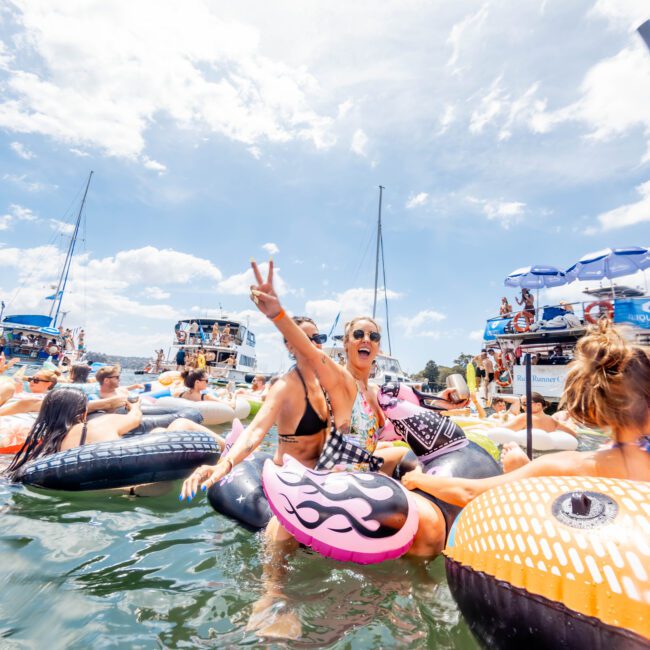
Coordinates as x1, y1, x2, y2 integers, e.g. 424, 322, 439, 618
2, 257, 649, 640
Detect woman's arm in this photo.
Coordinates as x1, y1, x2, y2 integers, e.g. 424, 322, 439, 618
470, 393, 486, 418
179, 378, 285, 499
503, 413, 527, 431
402, 450, 589, 507
249, 259, 354, 398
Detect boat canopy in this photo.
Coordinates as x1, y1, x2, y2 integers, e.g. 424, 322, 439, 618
2, 314, 55, 329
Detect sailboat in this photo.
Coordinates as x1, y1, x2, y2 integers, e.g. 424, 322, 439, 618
323, 186, 413, 384
0, 172, 93, 368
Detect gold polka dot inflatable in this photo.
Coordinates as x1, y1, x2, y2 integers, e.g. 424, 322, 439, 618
444, 477, 650, 649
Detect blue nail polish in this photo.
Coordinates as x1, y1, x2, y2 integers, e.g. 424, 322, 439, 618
201, 484, 206, 492
186, 495, 192, 502
178, 494, 183, 501
191, 491, 196, 499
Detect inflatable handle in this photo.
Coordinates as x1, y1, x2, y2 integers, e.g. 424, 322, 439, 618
146, 388, 172, 399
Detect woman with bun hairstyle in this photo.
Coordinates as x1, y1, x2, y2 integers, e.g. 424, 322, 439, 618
401, 319, 650, 505
178, 369, 229, 403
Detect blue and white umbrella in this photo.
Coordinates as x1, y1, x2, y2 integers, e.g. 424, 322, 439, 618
504, 265, 568, 289
565, 247, 650, 281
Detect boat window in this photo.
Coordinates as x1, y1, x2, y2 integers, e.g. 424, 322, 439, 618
247, 332, 256, 346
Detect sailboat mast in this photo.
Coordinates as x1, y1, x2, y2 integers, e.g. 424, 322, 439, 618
372, 185, 384, 319
50, 171, 93, 326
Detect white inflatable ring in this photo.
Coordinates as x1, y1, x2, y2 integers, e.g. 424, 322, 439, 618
154, 396, 250, 426
484, 426, 578, 451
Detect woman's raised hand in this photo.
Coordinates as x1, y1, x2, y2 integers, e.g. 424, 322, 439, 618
250, 259, 282, 319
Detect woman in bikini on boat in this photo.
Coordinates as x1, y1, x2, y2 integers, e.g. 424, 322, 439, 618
401, 319, 650, 505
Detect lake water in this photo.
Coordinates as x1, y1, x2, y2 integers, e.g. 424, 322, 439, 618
0, 372, 606, 648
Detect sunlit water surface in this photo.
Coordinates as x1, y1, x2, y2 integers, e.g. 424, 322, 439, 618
0, 375, 606, 648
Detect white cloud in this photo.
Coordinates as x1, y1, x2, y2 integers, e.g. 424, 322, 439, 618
142, 286, 171, 300
305, 287, 401, 328
589, 0, 650, 30
596, 179, 650, 230
467, 196, 526, 228
406, 192, 429, 209
350, 128, 369, 157
10, 141, 35, 159
0, 2, 336, 162
0, 203, 39, 230
261, 242, 279, 255
529, 44, 650, 159
447, 4, 489, 70
218, 262, 288, 296
396, 309, 446, 337
437, 104, 456, 134
469, 329, 484, 341
2, 173, 54, 192
469, 76, 506, 134
142, 157, 167, 173
49, 218, 75, 234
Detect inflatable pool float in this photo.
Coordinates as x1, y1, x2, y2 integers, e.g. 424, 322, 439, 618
206, 419, 273, 529
15, 430, 221, 491
154, 396, 250, 426
263, 456, 419, 564
244, 395, 263, 419
445, 476, 650, 649
484, 426, 578, 451
0, 413, 36, 455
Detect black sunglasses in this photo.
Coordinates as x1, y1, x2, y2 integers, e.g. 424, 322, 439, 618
309, 333, 327, 344
106, 375, 121, 380
27, 377, 49, 384
352, 329, 381, 343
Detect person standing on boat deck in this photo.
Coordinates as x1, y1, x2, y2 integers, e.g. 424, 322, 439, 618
499, 297, 512, 316
479, 350, 494, 404
175, 347, 186, 371
516, 287, 535, 317
211, 322, 219, 345
220, 324, 232, 347
154, 349, 165, 373
77, 329, 85, 351
189, 321, 199, 344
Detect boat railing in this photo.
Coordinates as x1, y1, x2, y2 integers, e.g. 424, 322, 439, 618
486, 295, 650, 338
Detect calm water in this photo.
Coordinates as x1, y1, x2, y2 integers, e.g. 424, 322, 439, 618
0, 374, 606, 648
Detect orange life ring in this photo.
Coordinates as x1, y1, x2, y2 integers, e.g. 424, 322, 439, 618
512, 311, 533, 332
584, 300, 613, 324
495, 369, 512, 387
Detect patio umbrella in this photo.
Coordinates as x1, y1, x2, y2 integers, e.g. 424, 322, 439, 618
565, 247, 650, 281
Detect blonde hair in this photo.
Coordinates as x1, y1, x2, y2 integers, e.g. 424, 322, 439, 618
343, 316, 381, 342
34, 369, 58, 389
560, 320, 650, 437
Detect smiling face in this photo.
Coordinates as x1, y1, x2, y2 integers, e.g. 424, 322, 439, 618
344, 317, 381, 371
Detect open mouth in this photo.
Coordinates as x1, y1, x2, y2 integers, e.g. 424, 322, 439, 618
358, 347, 371, 358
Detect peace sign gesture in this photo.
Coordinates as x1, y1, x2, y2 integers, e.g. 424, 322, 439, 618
250, 259, 283, 320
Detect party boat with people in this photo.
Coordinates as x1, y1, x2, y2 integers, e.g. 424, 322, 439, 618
163, 316, 258, 383
0, 172, 92, 370
482, 247, 650, 403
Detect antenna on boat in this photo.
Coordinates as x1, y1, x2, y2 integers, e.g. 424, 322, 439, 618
49, 171, 93, 327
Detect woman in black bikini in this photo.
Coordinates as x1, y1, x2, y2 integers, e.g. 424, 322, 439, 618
177, 369, 227, 403
5, 389, 222, 481
182, 316, 330, 494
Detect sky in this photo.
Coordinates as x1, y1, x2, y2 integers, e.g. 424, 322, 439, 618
0, 0, 649, 373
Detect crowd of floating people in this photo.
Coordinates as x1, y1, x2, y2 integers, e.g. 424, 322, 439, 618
0, 258, 648, 645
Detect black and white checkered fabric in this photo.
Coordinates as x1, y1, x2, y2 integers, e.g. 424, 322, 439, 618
315, 427, 384, 472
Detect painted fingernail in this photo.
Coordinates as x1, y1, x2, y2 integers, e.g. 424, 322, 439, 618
191, 491, 195, 499
201, 484, 206, 491
178, 494, 183, 501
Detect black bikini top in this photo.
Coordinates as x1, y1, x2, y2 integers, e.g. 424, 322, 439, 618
280, 366, 328, 438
